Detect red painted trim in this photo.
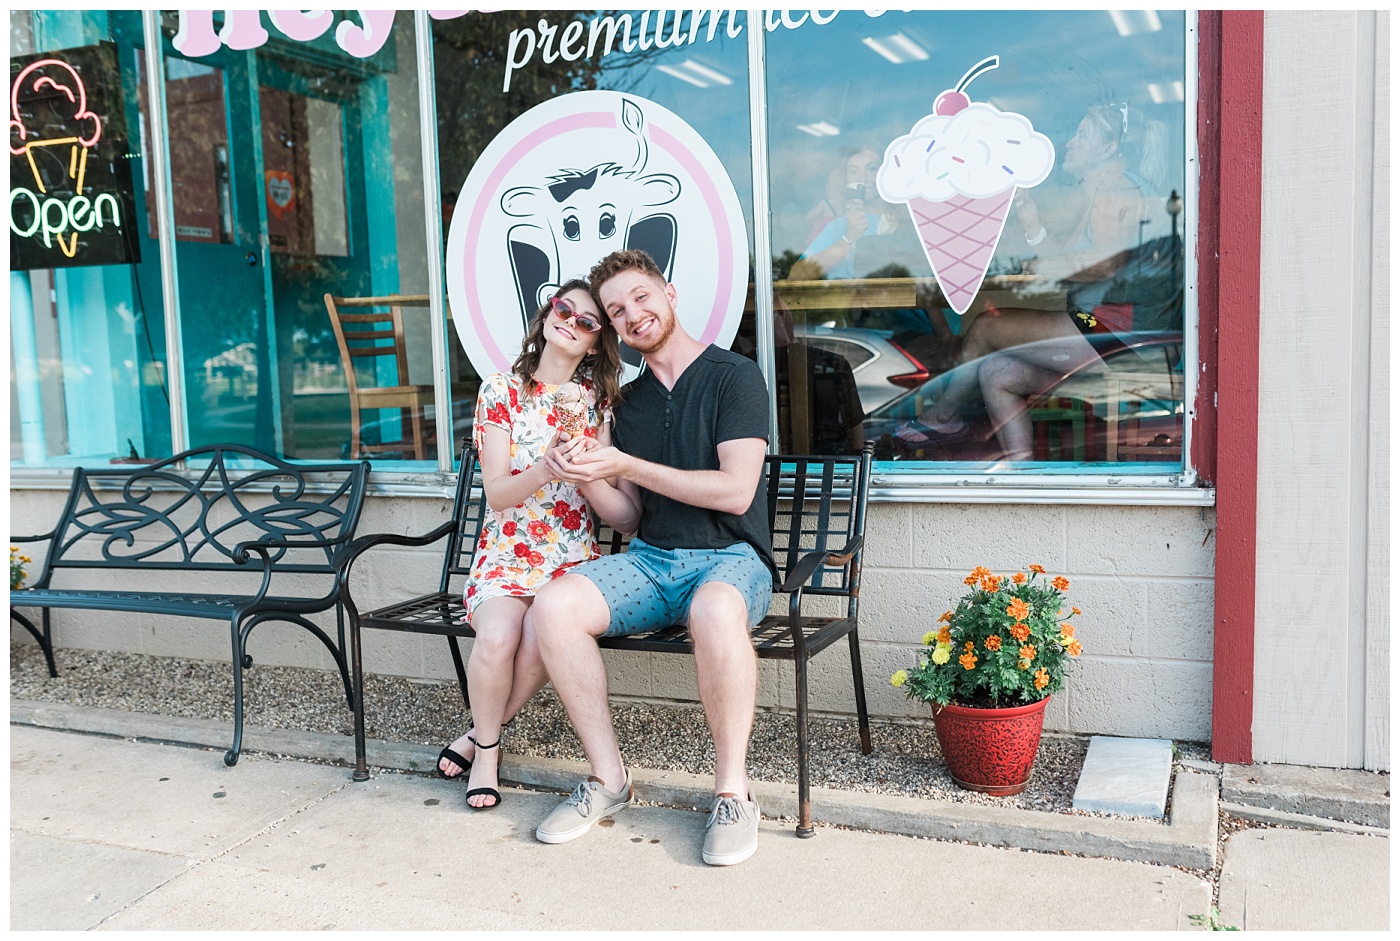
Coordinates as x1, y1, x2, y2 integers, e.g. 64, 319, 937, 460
1205, 10, 1264, 765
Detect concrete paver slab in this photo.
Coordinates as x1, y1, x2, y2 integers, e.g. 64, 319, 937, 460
1222, 762, 1390, 827
9, 831, 188, 931
1072, 736, 1173, 817
10, 725, 348, 859
1216, 828, 1389, 930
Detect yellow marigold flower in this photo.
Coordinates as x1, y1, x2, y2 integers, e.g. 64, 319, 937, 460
1060, 623, 1075, 638
979, 574, 1001, 592
1066, 639, 1083, 657
1018, 658, 1032, 670
939, 610, 953, 623
1009, 622, 1031, 643
984, 635, 1002, 651
922, 630, 939, 646
959, 652, 978, 671
937, 626, 952, 644
1071, 606, 1082, 616
1019, 644, 1037, 661
1034, 668, 1050, 690
890, 670, 908, 688
1006, 598, 1030, 621
1029, 564, 1046, 574
1052, 575, 1070, 591
1011, 572, 1026, 585
931, 644, 952, 665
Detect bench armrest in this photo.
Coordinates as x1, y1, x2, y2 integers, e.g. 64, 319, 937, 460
778, 534, 865, 594
10, 530, 55, 544
339, 521, 460, 566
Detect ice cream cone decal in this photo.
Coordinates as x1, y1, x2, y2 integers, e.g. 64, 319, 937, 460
9, 58, 103, 258
876, 56, 1055, 315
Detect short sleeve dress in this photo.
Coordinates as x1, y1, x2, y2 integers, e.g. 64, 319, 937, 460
463, 372, 605, 619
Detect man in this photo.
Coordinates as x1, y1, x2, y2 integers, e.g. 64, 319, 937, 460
528, 249, 773, 867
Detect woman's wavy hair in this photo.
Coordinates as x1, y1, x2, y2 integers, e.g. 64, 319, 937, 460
1083, 102, 1169, 192
512, 278, 624, 420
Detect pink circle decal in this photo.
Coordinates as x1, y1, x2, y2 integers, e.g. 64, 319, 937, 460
446, 91, 749, 382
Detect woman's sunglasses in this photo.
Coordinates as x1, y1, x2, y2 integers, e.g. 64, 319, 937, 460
550, 296, 603, 333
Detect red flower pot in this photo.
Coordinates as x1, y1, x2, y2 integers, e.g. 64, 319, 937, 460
931, 696, 1049, 796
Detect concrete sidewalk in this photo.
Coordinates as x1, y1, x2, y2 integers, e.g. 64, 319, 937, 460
8, 721, 1390, 930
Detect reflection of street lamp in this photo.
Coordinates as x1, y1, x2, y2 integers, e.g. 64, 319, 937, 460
1166, 189, 1183, 285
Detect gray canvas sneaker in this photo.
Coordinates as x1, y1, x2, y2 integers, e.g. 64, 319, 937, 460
701, 792, 759, 866
535, 770, 632, 844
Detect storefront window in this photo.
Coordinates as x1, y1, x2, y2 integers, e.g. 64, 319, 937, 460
766, 10, 1189, 471
431, 10, 755, 449
9, 10, 172, 467
152, 11, 435, 463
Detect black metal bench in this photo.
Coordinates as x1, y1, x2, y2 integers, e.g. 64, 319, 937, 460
9, 445, 371, 766
339, 441, 874, 836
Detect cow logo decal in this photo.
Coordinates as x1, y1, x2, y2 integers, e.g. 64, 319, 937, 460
447, 91, 748, 382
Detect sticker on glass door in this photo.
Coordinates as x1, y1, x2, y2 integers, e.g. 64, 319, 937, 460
447, 90, 747, 382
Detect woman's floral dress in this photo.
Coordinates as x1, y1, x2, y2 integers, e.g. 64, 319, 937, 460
463, 372, 604, 618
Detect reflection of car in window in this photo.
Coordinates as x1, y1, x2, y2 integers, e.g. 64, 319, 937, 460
864, 332, 1184, 464
793, 325, 929, 415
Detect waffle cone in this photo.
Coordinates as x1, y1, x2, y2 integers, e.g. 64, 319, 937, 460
908, 190, 1016, 315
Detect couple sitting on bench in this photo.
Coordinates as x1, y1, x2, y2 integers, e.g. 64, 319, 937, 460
436, 249, 772, 868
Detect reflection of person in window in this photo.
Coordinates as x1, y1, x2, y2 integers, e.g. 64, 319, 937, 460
895, 103, 1168, 461
773, 293, 865, 454
794, 146, 902, 280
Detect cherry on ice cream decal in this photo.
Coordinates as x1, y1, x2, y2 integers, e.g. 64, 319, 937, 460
877, 56, 1055, 315
447, 91, 748, 382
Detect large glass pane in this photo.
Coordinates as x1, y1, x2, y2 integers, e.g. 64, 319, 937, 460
156, 11, 435, 464
767, 10, 1188, 469
432, 10, 756, 450
9, 10, 172, 467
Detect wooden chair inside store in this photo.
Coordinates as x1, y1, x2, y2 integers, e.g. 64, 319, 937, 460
1028, 394, 1096, 461
324, 293, 436, 460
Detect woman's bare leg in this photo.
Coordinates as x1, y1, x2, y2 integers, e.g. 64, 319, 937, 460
976, 321, 1101, 459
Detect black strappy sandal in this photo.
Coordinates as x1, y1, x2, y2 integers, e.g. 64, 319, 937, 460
464, 737, 502, 811
435, 738, 474, 780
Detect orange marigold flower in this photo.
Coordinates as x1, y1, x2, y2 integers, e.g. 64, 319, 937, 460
979, 574, 1001, 592
1029, 564, 1046, 574
969, 565, 991, 581
1009, 622, 1031, 643
984, 635, 1002, 651
1006, 598, 1030, 621
1071, 606, 1082, 616
1052, 575, 1070, 591
963, 574, 979, 586
1033, 668, 1050, 690
1060, 623, 1075, 638
1066, 639, 1083, 657
959, 652, 978, 671
939, 610, 953, 623
937, 626, 952, 644
1018, 658, 1032, 670
963, 640, 975, 652
1011, 572, 1026, 585
1019, 644, 1036, 661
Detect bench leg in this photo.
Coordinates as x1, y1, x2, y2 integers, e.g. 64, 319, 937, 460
847, 630, 873, 755
794, 654, 815, 838
447, 635, 470, 712
346, 606, 370, 782
11, 608, 57, 678
225, 617, 248, 767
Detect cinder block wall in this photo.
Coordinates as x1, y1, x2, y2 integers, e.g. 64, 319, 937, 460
9, 489, 1216, 741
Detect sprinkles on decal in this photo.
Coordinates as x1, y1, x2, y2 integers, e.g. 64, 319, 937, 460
951, 156, 965, 164
1007, 139, 1021, 144
925, 139, 937, 152
1002, 165, 1013, 174
894, 155, 901, 167
937, 172, 950, 180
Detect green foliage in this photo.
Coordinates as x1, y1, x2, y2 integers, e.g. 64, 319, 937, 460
890, 566, 1084, 709
1188, 908, 1240, 931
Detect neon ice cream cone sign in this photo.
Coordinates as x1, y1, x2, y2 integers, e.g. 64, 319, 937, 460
9, 55, 124, 261
877, 56, 1055, 315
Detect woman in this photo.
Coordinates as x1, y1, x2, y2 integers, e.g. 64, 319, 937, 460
896, 102, 1168, 461
437, 279, 637, 810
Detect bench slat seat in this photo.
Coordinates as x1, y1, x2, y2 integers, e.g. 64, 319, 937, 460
339, 441, 874, 836
12, 589, 332, 618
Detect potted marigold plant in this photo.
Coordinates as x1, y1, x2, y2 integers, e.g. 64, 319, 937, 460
891, 564, 1083, 795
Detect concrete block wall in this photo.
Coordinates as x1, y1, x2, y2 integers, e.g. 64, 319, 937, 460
9, 489, 1216, 742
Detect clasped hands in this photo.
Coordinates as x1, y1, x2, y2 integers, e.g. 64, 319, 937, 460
543, 432, 626, 484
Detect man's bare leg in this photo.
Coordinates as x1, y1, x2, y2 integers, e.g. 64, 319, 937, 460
531, 573, 627, 793
689, 582, 757, 797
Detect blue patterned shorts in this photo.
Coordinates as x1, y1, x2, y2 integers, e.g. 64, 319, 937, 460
573, 538, 773, 637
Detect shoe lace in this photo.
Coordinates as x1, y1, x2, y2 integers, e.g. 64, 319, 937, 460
709, 796, 747, 828
565, 779, 599, 816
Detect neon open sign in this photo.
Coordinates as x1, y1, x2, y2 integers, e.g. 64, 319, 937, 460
8, 42, 138, 270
